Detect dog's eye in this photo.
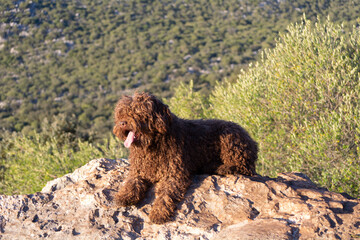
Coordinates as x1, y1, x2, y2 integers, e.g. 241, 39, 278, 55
119, 121, 127, 127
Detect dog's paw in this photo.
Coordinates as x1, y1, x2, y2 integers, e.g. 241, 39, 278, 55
149, 206, 172, 224
114, 191, 137, 206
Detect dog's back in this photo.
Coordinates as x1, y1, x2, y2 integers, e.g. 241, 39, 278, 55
175, 118, 258, 176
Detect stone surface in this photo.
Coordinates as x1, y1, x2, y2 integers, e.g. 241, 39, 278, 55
0, 158, 359, 239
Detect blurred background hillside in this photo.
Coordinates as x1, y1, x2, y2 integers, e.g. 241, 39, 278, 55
1, 0, 359, 136
1, 0, 360, 197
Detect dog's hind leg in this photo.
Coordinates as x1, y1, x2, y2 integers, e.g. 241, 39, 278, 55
115, 176, 150, 206
216, 131, 258, 176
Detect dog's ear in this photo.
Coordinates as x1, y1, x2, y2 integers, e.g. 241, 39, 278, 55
154, 104, 172, 134
150, 95, 172, 134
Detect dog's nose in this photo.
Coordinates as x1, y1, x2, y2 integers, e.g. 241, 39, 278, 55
119, 121, 127, 127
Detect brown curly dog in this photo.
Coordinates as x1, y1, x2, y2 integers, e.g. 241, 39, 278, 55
113, 92, 258, 224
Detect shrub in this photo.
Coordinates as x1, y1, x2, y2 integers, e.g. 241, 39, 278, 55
0, 132, 127, 195
165, 80, 209, 119
210, 17, 360, 197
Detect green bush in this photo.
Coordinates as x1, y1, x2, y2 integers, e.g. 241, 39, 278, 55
169, 17, 360, 197
165, 80, 209, 120
0, 131, 127, 195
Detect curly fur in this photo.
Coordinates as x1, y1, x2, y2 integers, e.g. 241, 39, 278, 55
113, 92, 258, 224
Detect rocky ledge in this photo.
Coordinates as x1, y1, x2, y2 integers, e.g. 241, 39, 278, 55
0, 158, 359, 239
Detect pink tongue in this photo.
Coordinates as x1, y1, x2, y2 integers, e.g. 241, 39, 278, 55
124, 131, 135, 148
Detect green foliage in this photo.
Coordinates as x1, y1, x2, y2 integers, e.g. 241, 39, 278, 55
0, 128, 127, 195
1, 0, 360, 137
165, 80, 209, 119
170, 17, 360, 198
2, 0, 360, 196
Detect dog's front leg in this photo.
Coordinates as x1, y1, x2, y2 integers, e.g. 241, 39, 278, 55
115, 175, 150, 206
149, 175, 191, 224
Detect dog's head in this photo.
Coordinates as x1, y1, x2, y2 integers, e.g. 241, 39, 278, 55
113, 92, 173, 148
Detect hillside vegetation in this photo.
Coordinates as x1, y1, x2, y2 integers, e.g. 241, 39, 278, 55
2, 17, 360, 197
1, 1, 360, 197
1, 0, 360, 136
0, 114, 127, 194
169, 17, 360, 197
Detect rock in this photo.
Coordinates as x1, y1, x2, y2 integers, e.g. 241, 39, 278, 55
0, 158, 359, 239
